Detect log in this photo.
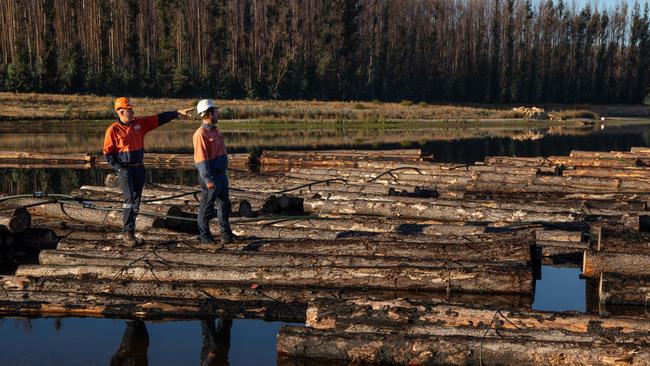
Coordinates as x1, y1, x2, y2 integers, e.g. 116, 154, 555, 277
486, 155, 644, 168
244, 236, 533, 263
37, 249, 528, 269
569, 150, 641, 159
535, 229, 583, 243
15, 263, 533, 293
0, 289, 303, 322
0, 207, 31, 233
599, 273, 650, 306
248, 218, 487, 236
94, 153, 251, 170
303, 198, 583, 223
583, 250, 650, 277
563, 167, 650, 179
52, 232, 535, 263
277, 326, 650, 366
592, 226, 650, 254
306, 298, 650, 336
630, 147, 650, 154
0, 151, 94, 167
9, 198, 160, 229
1, 276, 533, 310
262, 149, 422, 161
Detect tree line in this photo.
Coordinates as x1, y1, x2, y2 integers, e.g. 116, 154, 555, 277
1, 0, 649, 104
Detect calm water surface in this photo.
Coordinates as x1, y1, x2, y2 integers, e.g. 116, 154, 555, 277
0, 118, 637, 365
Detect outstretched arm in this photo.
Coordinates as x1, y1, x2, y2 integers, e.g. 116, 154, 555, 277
140, 108, 194, 133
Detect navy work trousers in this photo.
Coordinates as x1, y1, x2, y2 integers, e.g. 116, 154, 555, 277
197, 173, 232, 242
117, 166, 146, 233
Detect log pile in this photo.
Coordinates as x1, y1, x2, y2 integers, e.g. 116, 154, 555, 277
3, 147, 650, 364
0, 151, 251, 170
0, 151, 94, 169
582, 225, 650, 310
278, 298, 650, 365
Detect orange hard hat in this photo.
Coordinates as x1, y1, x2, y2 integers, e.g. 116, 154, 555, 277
114, 97, 134, 111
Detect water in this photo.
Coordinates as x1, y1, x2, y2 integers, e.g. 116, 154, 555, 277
0, 318, 291, 366
0, 118, 643, 364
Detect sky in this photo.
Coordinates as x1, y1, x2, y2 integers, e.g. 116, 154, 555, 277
572, 0, 649, 8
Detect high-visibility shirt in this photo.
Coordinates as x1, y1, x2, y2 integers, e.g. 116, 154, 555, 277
103, 111, 178, 171
193, 124, 228, 185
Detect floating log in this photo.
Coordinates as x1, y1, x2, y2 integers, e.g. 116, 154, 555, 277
251, 218, 487, 236
277, 325, 650, 366
8, 198, 160, 229
591, 225, 650, 254
0, 207, 31, 233
303, 198, 583, 223
0, 151, 94, 169
1, 276, 532, 310
583, 250, 650, 277
630, 147, 650, 154
563, 167, 650, 180
306, 298, 650, 336
485, 155, 644, 168
38, 249, 526, 270
0, 288, 303, 322
244, 235, 533, 262
15, 263, 533, 293
260, 150, 423, 168
94, 153, 251, 170
535, 229, 584, 243
599, 273, 650, 307
54, 234, 533, 264
569, 150, 645, 159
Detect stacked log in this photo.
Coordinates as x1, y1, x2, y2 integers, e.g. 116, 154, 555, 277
277, 298, 650, 366
0, 151, 94, 169
260, 149, 425, 170
582, 225, 650, 309
0, 276, 530, 320
93, 152, 251, 170
0, 151, 250, 170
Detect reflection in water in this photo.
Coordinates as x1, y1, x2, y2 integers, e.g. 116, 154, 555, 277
201, 319, 232, 366
0, 119, 649, 156
110, 320, 150, 366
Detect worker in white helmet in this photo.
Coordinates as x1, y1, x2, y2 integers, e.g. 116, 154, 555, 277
193, 99, 234, 246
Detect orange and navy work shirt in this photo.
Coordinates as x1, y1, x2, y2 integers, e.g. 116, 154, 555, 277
103, 111, 178, 171
193, 124, 228, 185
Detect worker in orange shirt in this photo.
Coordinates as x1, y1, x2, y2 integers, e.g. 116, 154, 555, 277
193, 99, 234, 247
103, 97, 193, 246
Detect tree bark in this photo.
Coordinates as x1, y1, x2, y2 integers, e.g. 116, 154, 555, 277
277, 326, 650, 366
305, 298, 650, 336
38, 249, 527, 270
599, 273, 650, 307
583, 250, 650, 277
303, 198, 583, 223
1, 275, 533, 310
15, 263, 533, 293
0, 288, 303, 322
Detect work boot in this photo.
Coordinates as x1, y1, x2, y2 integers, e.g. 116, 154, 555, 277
220, 233, 238, 245
199, 236, 224, 251
123, 232, 145, 247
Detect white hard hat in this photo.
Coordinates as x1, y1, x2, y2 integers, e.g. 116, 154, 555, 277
196, 99, 217, 116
